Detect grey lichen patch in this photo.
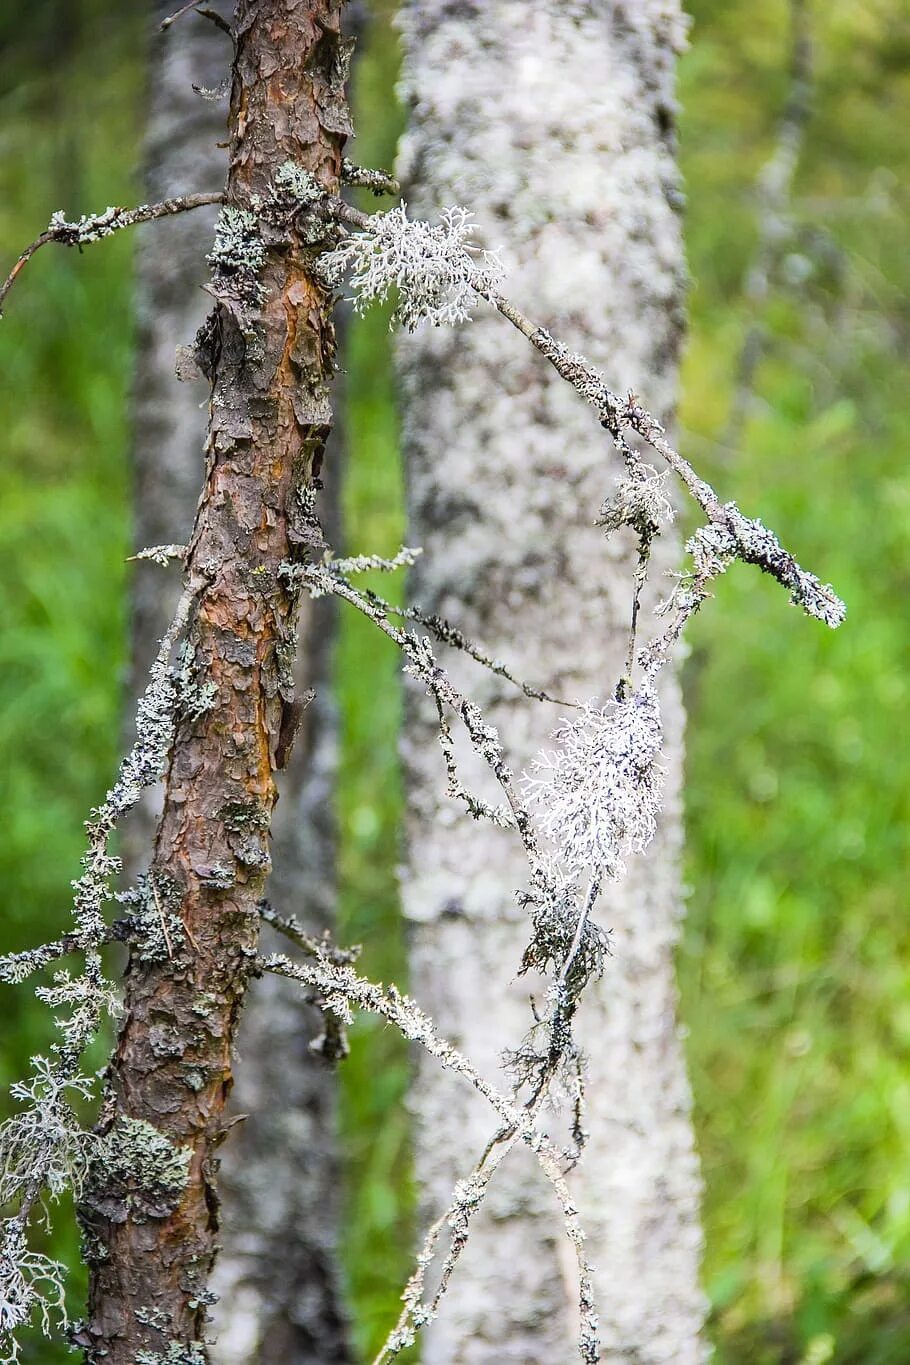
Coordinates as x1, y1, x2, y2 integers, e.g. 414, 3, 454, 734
86, 1118, 191, 1223
189, 991, 218, 1020
134, 1305, 170, 1332
207, 205, 266, 307
187, 1288, 218, 1311
176, 642, 219, 722
197, 863, 234, 891
135, 1343, 207, 1365
182, 1067, 206, 1093
217, 799, 271, 871
262, 160, 338, 249
219, 799, 270, 833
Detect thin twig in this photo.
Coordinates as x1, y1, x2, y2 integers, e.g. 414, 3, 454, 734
624, 535, 653, 692
149, 876, 174, 961
159, 0, 227, 30
0, 926, 125, 986
366, 585, 579, 707
555, 874, 601, 1002
257, 900, 360, 966
196, 6, 233, 35
127, 544, 187, 566
341, 159, 401, 197
296, 563, 542, 859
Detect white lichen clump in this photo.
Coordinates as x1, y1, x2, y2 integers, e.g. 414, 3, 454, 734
321, 204, 504, 329
0, 1057, 93, 1209
599, 466, 674, 534
524, 682, 664, 880
0, 1223, 67, 1362
48, 205, 135, 244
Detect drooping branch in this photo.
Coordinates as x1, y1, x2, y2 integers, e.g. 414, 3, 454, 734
160, 0, 232, 35
287, 559, 541, 859
0, 194, 224, 316
317, 541, 576, 702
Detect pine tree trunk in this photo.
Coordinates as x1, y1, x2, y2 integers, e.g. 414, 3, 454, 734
397, 3, 706, 1360
126, 10, 350, 1360
79, 4, 350, 1360
123, 8, 226, 873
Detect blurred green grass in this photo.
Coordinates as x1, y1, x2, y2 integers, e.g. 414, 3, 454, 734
336, 5, 415, 1357
2, 2, 910, 1362
679, 2, 910, 1359
0, 5, 143, 1359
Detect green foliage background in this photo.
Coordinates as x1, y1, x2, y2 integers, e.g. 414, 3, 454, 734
1, 2, 908, 1361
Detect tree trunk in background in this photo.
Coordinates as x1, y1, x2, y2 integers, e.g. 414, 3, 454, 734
81, 5, 349, 1359
126, 7, 349, 1362
397, 3, 706, 1360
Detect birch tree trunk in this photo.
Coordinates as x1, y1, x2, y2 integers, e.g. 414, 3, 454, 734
397, 4, 706, 1360
79, 5, 350, 1360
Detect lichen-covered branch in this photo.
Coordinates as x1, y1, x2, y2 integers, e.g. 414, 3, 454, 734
0, 195, 224, 316
261, 951, 600, 1364
320, 192, 844, 631
340, 159, 400, 198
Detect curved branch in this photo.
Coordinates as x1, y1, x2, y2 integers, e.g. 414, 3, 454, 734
0, 193, 224, 316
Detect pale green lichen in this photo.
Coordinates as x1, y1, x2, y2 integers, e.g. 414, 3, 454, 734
135, 1343, 206, 1365
90, 1118, 190, 1219
207, 205, 266, 305
272, 160, 322, 206
116, 874, 183, 964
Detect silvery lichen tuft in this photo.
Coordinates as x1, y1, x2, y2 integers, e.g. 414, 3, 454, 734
598, 466, 674, 536
524, 683, 664, 880
0, 1223, 67, 1363
321, 204, 505, 330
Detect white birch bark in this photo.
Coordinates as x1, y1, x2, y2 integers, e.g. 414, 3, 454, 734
397, 4, 706, 1360
128, 10, 349, 1360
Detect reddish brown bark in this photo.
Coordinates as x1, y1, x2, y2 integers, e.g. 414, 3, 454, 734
79, 4, 350, 1360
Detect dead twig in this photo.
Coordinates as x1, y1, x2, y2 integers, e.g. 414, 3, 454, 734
0, 193, 223, 316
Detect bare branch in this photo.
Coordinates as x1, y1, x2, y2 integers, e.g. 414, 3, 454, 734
159, 0, 231, 34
